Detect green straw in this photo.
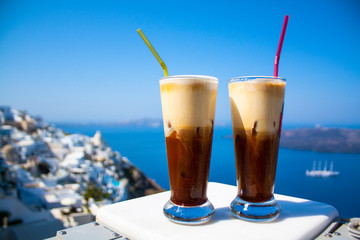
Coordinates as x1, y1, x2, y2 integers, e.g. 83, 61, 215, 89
137, 28, 169, 77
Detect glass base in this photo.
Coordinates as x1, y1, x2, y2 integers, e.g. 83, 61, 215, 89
230, 196, 281, 222
163, 200, 215, 224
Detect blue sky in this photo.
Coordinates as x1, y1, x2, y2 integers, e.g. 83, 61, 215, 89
1, 0, 359, 126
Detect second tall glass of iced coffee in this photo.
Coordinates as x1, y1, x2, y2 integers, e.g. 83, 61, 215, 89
160, 75, 218, 224
229, 76, 286, 222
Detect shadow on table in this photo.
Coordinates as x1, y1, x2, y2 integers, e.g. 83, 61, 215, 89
209, 200, 338, 224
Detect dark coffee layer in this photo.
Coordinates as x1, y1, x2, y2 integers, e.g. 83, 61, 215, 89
233, 128, 280, 203
166, 127, 213, 206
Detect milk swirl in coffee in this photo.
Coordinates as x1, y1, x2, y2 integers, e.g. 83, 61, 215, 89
160, 75, 218, 206
229, 78, 286, 203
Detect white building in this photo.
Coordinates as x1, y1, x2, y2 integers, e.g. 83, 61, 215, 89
16, 137, 36, 160
0, 106, 14, 122
0, 196, 64, 240
43, 187, 83, 209
92, 130, 107, 148
0, 125, 13, 146
61, 151, 85, 168
61, 134, 90, 149
0, 111, 4, 125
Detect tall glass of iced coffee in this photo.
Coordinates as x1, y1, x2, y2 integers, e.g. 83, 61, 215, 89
160, 75, 218, 224
228, 76, 285, 222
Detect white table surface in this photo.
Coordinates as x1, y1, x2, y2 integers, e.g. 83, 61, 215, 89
97, 182, 338, 240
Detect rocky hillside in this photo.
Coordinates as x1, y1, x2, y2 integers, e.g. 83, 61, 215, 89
280, 127, 360, 154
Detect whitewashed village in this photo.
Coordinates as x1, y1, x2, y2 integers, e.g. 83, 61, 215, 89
0, 106, 163, 240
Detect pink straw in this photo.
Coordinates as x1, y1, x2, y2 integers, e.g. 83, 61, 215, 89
274, 15, 289, 77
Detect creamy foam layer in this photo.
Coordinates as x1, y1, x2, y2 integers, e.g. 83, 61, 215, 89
229, 78, 285, 134
160, 76, 218, 137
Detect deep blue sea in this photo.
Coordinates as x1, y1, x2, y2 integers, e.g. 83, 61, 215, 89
57, 124, 360, 218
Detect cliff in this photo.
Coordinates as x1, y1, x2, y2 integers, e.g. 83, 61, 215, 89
280, 127, 360, 154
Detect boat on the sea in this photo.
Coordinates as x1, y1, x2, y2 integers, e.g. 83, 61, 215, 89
306, 161, 340, 177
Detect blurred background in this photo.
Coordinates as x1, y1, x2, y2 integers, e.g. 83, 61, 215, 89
1, 1, 360, 239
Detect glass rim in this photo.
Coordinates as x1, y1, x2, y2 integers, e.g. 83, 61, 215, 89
228, 76, 286, 83
160, 75, 218, 83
